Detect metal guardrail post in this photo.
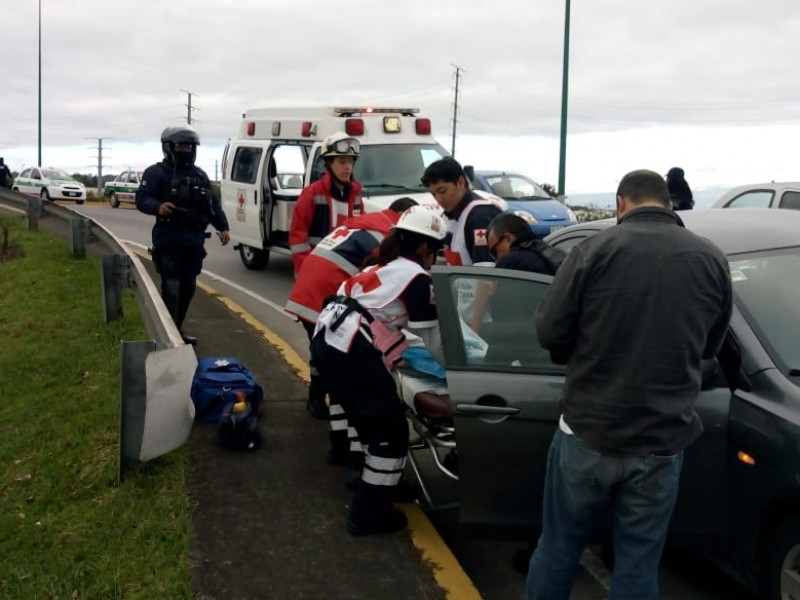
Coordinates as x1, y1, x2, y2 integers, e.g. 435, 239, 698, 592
101, 254, 126, 322
71, 217, 90, 259
27, 197, 41, 230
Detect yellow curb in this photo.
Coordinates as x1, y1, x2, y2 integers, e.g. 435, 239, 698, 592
400, 503, 483, 599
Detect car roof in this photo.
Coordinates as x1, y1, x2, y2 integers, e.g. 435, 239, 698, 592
549, 209, 800, 256
713, 182, 800, 206
476, 170, 523, 177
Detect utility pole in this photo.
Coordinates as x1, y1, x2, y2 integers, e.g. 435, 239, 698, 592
88, 138, 112, 192
38, 0, 42, 166
180, 88, 198, 125
450, 64, 463, 157
214, 160, 219, 182
557, 0, 571, 197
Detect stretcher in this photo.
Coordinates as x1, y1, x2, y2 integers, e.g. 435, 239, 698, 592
394, 363, 457, 510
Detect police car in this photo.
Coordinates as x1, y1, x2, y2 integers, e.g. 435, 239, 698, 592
220, 106, 504, 270
13, 166, 86, 203
104, 170, 143, 208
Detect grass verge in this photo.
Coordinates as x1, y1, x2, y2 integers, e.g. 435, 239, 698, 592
0, 213, 191, 599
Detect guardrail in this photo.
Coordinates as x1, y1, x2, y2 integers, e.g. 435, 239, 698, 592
0, 188, 196, 481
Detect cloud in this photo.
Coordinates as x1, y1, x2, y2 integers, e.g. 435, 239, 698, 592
2, 0, 798, 192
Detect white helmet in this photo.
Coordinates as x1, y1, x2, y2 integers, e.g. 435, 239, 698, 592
320, 132, 360, 158
393, 206, 448, 241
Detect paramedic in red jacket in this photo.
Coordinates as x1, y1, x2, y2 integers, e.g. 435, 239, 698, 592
289, 132, 363, 275
285, 197, 417, 471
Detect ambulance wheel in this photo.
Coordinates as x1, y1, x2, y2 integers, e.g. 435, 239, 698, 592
239, 244, 269, 270
109, 192, 120, 208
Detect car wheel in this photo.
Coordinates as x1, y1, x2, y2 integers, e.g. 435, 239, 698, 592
238, 244, 269, 270
12, 187, 19, 192
40, 188, 50, 201
76, 199, 85, 205
764, 514, 800, 600
109, 192, 120, 208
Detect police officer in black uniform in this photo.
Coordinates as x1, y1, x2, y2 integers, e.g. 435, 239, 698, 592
136, 125, 230, 344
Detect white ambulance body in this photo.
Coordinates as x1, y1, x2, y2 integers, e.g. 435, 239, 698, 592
220, 106, 454, 270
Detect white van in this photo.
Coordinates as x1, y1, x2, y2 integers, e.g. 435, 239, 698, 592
220, 106, 454, 270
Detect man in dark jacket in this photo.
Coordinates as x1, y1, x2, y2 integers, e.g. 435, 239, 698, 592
526, 169, 732, 600
136, 125, 230, 345
486, 212, 564, 274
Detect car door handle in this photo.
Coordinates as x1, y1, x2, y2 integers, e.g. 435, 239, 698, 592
455, 404, 521, 416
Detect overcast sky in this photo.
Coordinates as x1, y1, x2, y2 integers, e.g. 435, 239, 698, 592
2, 0, 798, 195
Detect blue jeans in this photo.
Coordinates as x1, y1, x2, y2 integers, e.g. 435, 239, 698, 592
525, 428, 683, 600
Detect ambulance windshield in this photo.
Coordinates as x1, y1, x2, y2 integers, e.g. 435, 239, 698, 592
356, 143, 448, 195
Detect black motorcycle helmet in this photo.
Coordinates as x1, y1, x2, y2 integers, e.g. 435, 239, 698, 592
161, 125, 200, 168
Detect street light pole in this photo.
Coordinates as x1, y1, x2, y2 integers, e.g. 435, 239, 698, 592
38, 0, 42, 167
557, 0, 571, 197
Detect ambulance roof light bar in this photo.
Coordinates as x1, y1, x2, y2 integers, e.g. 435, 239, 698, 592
332, 107, 420, 117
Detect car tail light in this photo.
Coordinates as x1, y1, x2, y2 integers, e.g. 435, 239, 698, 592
301, 122, 316, 137
246, 122, 256, 136
415, 118, 431, 135
346, 119, 364, 136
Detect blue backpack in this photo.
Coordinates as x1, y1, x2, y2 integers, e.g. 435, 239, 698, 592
191, 357, 264, 424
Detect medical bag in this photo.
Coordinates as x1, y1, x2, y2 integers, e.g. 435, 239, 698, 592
190, 357, 264, 424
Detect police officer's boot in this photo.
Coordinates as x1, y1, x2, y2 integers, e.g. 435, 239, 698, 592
347, 481, 407, 536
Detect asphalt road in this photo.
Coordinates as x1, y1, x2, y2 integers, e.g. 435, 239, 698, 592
73, 202, 756, 600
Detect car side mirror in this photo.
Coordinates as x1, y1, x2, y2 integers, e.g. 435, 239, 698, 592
464, 165, 475, 182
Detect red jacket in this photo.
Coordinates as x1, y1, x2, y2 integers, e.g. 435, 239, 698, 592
285, 209, 400, 324
289, 171, 363, 274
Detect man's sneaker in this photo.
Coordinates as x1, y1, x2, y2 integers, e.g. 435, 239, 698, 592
347, 508, 408, 536
180, 332, 197, 345
306, 396, 330, 420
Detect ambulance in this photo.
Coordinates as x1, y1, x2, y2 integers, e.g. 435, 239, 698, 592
220, 106, 498, 270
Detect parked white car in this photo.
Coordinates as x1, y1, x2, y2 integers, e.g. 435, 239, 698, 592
712, 182, 800, 210
13, 166, 86, 203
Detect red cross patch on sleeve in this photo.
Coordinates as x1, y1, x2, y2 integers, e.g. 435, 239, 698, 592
473, 228, 488, 246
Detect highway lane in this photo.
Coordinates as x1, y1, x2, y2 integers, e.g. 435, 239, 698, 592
75, 203, 756, 600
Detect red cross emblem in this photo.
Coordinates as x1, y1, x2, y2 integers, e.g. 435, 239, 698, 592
238, 192, 245, 207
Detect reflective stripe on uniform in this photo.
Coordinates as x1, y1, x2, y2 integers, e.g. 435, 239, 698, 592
313, 194, 328, 206
362, 452, 406, 486
329, 404, 348, 431
312, 245, 363, 277
291, 242, 312, 253
308, 236, 323, 245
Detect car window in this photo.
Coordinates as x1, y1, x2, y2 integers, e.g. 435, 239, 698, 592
485, 174, 549, 199
442, 273, 563, 373
270, 144, 307, 190
730, 248, 800, 375
726, 190, 773, 208
231, 146, 263, 184
128, 172, 139, 184
20, 168, 31, 178
778, 191, 800, 210
356, 143, 448, 195
31, 169, 41, 180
